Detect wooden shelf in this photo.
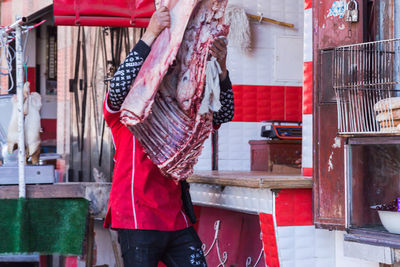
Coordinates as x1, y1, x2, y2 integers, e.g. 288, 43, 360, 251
188, 171, 312, 189
345, 227, 400, 249
0, 182, 110, 199
0, 171, 312, 218
0, 183, 112, 218
346, 136, 400, 145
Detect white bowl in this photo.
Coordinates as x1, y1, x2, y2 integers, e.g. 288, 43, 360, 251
377, 210, 400, 234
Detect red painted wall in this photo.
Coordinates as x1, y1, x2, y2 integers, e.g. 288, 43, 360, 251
196, 206, 265, 267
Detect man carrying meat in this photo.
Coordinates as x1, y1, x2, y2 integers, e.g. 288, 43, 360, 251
103, 7, 234, 267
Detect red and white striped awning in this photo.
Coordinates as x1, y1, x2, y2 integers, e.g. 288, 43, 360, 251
53, 0, 155, 27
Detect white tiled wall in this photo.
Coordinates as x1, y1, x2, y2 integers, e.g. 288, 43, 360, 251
276, 228, 383, 267
218, 122, 264, 171
194, 0, 305, 171
277, 226, 335, 267
275, 36, 303, 82
227, 46, 276, 86
303, 8, 313, 62
195, 122, 265, 171
302, 114, 313, 168
226, 0, 304, 87
335, 231, 379, 267
190, 183, 273, 214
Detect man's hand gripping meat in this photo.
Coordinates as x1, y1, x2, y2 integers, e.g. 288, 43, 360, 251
142, 6, 171, 47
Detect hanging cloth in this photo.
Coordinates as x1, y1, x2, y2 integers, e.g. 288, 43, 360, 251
199, 57, 222, 115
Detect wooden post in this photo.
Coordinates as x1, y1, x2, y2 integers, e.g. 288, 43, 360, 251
85, 216, 95, 267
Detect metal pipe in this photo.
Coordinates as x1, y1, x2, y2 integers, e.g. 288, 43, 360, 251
336, 38, 400, 49
3, 17, 27, 36
15, 16, 26, 198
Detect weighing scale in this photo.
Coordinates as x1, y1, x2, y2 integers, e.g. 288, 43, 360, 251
260, 121, 302, 140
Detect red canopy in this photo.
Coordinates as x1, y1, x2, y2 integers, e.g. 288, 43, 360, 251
53, 0, 155, 27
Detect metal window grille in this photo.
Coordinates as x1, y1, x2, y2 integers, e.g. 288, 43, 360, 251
334, 38, 400, 135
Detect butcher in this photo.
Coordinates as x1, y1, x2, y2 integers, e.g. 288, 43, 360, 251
103, 6, 234, 267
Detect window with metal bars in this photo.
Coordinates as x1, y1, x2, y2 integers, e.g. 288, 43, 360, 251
333, 38, 400, 135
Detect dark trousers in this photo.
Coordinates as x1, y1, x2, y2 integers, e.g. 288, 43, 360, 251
118, 227, 208, 267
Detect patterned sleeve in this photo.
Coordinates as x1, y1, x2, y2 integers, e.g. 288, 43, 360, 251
108, 40, 151, 111
213, 73, 235, 125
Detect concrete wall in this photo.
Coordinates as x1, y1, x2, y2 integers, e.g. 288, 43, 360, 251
335, 231, 379, 267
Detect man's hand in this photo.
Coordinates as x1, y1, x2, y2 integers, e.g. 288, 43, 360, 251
142, 6, 171, 47
210, 37, 228, 81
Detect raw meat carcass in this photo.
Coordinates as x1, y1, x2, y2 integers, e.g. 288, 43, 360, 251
121, 0, 200, 124
24, 92, 42, 164
121, 0, 229, 180
7, 82, 30, 154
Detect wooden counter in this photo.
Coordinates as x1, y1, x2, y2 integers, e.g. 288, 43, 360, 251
0, 171, 312, 199
188, 170, 312, 189
0, 182, 111, 199
0, 171, 312, 216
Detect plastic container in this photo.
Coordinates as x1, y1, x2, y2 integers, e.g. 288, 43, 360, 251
377, 210, 400, 234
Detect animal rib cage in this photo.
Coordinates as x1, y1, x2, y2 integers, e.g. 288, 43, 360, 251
334, 38, 400, 135
120, 0, 228, 180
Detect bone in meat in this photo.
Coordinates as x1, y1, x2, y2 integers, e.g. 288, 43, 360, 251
121, 0, 228, 180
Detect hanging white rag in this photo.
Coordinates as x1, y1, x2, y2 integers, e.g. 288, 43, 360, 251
199, 57, 222, 115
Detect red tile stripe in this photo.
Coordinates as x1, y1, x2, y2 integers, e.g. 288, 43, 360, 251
303, 1, 313, 176
259, 213, 280, 267
275, 189, 313, 226
305, 0, 312, 9
232, 85, 302, 122
302, 167, 313, 177
303, 62, 313, 115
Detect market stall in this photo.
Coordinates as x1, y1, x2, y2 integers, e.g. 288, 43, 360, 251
313, 0, 400, 265
189, 171, 312, 267
0, 0, 332, 266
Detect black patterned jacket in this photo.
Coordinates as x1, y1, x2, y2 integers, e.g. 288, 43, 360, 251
108, 40, 235, 125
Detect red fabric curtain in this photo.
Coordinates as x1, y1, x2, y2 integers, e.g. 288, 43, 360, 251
53, 0, 155, 27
